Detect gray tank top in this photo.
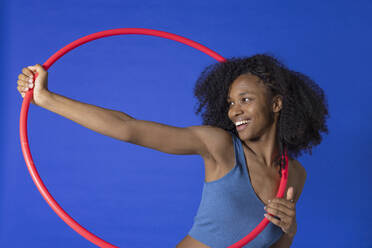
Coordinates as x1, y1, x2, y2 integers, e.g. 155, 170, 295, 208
188, 132, 284, 248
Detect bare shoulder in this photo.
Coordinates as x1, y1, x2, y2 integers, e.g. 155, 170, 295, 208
188, 125, 233, 163
292, 159, 307, 203
294, 159, 307, 182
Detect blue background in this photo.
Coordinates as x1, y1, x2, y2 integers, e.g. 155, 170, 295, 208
1, 0, 371, 247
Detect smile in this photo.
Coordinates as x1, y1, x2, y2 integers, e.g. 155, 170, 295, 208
236, 121, 251, 132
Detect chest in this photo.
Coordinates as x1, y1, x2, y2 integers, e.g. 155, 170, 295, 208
245, 156, 298, 206
208, 148, 298, 206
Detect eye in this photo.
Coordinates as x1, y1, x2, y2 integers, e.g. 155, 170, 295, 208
228, 98, 251, 106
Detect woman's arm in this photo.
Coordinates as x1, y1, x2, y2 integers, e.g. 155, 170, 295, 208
38, 91, 224, 158
18, 64, 230, 175
39, 91, 135, 141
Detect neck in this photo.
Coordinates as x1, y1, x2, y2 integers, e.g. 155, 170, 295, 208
242, 124, 282, 169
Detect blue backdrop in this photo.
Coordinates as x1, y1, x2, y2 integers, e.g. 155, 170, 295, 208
1, 0, 371, 247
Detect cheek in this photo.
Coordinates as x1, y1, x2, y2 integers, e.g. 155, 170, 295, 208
257, 109, 273, 124
227, 110, 233, 121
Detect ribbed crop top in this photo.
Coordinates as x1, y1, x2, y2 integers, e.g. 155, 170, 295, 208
188, 132, 283, 248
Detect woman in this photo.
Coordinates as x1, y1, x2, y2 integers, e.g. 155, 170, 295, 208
17, 54, 329, 248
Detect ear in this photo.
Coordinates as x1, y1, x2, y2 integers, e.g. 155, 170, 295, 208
272, 95, 283, 113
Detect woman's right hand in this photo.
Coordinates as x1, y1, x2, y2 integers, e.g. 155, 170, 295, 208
17, 64, 50, 106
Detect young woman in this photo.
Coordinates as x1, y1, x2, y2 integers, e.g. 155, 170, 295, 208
17, 54, 329, 248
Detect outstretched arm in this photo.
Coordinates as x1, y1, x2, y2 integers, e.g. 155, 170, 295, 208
17, 64, 224, 160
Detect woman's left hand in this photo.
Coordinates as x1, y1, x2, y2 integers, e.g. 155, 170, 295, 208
264, 186, 297, 237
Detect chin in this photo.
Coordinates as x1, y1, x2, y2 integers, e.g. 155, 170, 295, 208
237, 130, 249, 139
238, 131, 259, 142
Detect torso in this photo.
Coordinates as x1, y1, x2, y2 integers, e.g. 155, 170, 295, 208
176, 130, 303, 248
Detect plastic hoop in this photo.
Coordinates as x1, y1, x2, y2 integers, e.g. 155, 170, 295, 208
19, 28, 289, 248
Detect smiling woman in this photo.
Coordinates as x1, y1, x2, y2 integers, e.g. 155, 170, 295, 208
17, 38, 328, 247
182, 53, 329, 247
193, 54, 330, 175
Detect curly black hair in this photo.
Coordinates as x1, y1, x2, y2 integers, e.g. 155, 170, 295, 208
193, 53, 330, 175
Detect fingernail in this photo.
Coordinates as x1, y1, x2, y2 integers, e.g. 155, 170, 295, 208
28, 83, 33, 88
28, 78, 33, 83
268, 200, 271, 203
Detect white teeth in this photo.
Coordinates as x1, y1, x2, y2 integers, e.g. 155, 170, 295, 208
235, 120, 250, 126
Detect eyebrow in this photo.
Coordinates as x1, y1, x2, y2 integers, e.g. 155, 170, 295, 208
227, 91, 255, 100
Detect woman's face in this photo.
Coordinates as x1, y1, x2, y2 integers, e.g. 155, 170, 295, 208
227, 73, 278, 140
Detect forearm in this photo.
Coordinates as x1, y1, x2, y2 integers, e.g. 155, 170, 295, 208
39, 91, 135, 140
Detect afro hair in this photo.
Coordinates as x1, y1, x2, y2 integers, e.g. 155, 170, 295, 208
193, 53, 330, 175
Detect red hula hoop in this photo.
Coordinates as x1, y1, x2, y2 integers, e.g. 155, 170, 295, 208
19, 28, 289, 248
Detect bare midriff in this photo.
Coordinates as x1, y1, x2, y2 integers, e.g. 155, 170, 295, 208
176, 234, 210, 248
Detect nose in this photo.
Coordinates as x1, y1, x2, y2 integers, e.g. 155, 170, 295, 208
230, 103, 244, 117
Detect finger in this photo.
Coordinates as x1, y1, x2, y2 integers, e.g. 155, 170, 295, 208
18, 73, 34, 83
27, 64, 45, 74
17, 84, 30, 92
265, 204, 295, 219
27, 65, 37, 71
17, 79, 28, 87
17, 86, 28, 95
270, 198, 295, 210
286, 186, 295, 202
264, 213, 281, 227
17, 79, 33, 89
270, 197, 295, 210
22, 67, 35, 78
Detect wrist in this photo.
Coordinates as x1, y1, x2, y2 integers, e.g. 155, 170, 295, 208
286, 231, 296, 238
37, 90, 53, 107
287, 218, 297, 238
